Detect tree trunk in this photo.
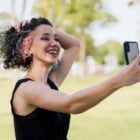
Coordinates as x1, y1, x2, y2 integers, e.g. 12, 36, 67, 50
79, 36, 87, 76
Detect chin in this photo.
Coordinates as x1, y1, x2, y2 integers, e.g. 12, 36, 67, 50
48, 60, 57, 65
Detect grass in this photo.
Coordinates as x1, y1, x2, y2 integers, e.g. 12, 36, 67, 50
0, 74, 140, 140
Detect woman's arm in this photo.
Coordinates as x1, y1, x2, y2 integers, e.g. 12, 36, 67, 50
14, 21, 80, 87
49, 30, 80, 87
21, 56, 140, 114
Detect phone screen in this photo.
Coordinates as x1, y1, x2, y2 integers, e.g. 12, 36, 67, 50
124, 42, 139, 64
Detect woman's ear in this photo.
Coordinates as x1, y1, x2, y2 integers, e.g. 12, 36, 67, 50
21, 35, 34, 58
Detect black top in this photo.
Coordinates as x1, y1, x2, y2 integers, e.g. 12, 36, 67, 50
11, 78, 70, 140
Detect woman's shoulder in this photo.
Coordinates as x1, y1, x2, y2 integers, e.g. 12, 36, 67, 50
12, 78, 34, 94
14, 77, 58, 98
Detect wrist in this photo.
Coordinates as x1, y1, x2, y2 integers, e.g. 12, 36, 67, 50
56, 30, 80, 50
110, 72, 127, 89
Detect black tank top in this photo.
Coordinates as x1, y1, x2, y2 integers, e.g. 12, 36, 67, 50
10, 78, 70, 140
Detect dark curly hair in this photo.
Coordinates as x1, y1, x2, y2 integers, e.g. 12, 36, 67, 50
0, 17, 53, 70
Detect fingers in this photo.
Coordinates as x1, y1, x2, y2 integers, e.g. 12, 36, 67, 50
15, 20, 30, 32
21, 20, 30, 27
122, 55, 140, 85
128, 55, 140, 74
131, 55, 140, 65
130, 55, 140, 75
15, 23, 21, 32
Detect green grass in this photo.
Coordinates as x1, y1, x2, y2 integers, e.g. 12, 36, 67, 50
1, 75, 140, 140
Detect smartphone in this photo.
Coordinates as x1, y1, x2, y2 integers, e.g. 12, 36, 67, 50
123, 41, 139, 64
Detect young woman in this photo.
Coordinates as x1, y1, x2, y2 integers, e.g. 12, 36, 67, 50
0, 17, 140, 140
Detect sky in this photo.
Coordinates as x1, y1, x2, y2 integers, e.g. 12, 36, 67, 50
0, 0, 34, 19
92, 0, 140, 45
0, 0, 140, 46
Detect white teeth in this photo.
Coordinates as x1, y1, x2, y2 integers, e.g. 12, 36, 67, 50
47, 50, 58, 55
45, 48, 59, 56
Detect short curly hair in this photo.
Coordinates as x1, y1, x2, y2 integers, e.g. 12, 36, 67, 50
0, 17, 53, 70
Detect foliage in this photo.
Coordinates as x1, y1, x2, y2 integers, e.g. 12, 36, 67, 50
32, 0, 116, 63
33, 0, 116, 32
0, 12, 14, 26
94, 40, 125, 65
0, 12, 11, 19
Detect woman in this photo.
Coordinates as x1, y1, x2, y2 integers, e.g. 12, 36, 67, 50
0, 17, 140, 140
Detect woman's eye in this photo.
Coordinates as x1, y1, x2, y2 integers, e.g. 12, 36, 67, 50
55, 38, 60, 42
41, 37, 49, 40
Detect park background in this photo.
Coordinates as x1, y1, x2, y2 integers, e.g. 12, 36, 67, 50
0, 0, 140, 140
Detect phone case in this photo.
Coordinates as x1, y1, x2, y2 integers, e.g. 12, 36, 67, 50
123, 41, 139, 64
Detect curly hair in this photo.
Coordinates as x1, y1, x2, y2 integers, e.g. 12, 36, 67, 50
0, 17, 53, 70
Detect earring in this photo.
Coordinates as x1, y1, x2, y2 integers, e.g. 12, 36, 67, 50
25, 52, 33, 58
23, 52, 33, 63
52, 59, 60, 69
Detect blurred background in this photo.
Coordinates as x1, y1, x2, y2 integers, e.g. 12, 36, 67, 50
0, 0, 140, 140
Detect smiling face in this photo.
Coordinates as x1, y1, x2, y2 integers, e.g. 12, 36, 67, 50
30, 24, 61, 67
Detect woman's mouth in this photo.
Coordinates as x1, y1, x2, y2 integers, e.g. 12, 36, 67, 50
45, 48, 59, 57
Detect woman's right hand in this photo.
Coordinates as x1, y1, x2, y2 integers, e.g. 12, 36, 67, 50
118, 55, 140, 86
14, 20, 30, 32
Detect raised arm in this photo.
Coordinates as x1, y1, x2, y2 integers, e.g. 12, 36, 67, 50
48, 30, 80, 87
21, 56, 140, 114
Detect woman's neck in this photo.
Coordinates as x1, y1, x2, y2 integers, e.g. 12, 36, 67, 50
25, 62, 51, 84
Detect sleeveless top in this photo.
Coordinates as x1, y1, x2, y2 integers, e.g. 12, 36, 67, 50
10, 78, 70, 140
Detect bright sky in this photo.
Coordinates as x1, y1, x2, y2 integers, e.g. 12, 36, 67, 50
0, 0, 139, 46
92, 0, 140, 45
0, 0, 34, 19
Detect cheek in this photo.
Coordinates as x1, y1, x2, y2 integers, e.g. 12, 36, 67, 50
33, 39, 50, 50
31, 40, 45, 52
31, 45, 47, 58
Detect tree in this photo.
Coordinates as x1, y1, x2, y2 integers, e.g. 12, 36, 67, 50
32, 0, 116, 74
94, 40, 125, 65
128, 0, 140, 6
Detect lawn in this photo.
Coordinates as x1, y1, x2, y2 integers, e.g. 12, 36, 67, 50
0, 74, 140, 140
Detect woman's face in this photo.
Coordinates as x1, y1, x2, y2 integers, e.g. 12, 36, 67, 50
30, 24, 61, 66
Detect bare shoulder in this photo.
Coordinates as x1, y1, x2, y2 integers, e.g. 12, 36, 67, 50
18, 80, 50, 97
13, 78, 71, 113
13, 80, 48, 104
12, 80, 41, 115
14, 80, 48, 107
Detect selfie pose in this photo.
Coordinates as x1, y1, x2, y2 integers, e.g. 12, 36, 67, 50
0, 17, 140, 140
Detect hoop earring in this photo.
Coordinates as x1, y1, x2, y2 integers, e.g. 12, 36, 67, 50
23, 53, 33, 63
52, 59, 60, 69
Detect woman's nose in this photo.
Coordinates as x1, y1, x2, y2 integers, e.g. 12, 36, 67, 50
50, 39, 57, 47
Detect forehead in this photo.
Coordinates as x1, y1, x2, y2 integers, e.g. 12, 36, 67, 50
34, 24, 56, 36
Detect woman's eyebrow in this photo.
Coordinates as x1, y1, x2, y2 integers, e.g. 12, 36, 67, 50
42, 33, 58, 37
42, 33, 50, 36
